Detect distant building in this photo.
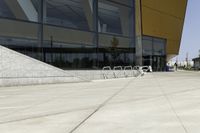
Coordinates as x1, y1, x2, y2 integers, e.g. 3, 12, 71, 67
192, 57, 200, 70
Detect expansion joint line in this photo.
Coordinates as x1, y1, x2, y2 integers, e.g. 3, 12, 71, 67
68, 77, 137, 133
152, 73, 189, 133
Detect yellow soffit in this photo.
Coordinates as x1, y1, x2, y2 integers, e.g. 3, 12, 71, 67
141, 0, 187, 55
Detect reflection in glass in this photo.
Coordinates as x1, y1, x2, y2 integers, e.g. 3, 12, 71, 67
142, 36, 166, 56
142, 36, 166, 71
153, 38, 166, 55
0, 0, 136, 70
142, 36, 152, 55
45, 0, 90, 31
98, 1, 122, 34
98, 0, 133, 36
0, 0, 40, 22
0, 0, 14, 18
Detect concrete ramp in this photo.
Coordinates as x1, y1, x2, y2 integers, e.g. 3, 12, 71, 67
0, 45, 87, 87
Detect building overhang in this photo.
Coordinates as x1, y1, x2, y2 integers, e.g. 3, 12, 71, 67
141, 0, 188, 58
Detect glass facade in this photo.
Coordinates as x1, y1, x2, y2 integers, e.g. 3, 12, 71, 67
142, 36, 166, 71
0, 0, 136, 70
45, 0, 90, 31
98, 0, 133, 36
0, 0, 14, 18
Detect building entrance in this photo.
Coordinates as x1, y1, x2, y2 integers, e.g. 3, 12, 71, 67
142, 36, 166, 71
143, 55, 166, 71
152, 56, 166, 71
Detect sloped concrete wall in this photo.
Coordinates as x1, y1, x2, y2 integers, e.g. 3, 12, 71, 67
0, 45, 86, 87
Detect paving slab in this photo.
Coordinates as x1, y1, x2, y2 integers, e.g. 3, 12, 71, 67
0, 71, 200, 133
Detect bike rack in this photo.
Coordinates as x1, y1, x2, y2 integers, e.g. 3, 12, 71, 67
132, 66, 143, 77
113, 66, 123, 78
102, 65, 146, 79
124, 66, 133, 77
102, 66, 112, 79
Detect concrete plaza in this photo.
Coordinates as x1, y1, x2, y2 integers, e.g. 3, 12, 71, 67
0, 71, 200, 133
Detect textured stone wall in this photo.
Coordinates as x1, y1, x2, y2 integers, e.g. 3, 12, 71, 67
0, 46, 86, 87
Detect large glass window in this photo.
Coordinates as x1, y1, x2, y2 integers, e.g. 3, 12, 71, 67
0, 0, 14, 18
0, 17, 41, 59
142, 36, 166, 56
45, 0, 91, 31
98, 34, 135, 67
142, 36, 153, 55
97, 0, 135, 67
153, 38, 166, 55
142, 36, 166, 71
98, 0, 133, 37
98, 1, 122, 35
0, 0, 41, 22
42, 24, 97, 69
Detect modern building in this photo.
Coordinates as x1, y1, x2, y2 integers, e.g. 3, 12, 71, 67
0, 0, 187, 71
193, 57, 200, 70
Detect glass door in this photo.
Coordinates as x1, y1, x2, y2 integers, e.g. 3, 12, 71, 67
152, 56, 166, 71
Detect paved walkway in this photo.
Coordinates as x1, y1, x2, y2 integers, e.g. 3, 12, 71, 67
0, 71, 200, 133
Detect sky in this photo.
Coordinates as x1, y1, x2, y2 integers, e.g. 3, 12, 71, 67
178, 0, 200, 61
